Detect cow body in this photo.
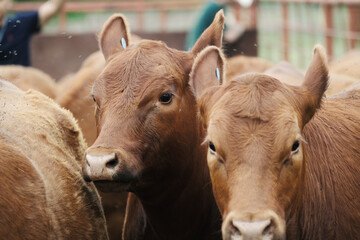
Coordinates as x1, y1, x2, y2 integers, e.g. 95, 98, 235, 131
264, 61, 358, 96
82, 12, 225, 239
56, 51, 128, 240
226, 55, 274, 81
0, 65, 56, 98
191, 45, 360, 240
56, 52, 105, 145
0, 80, 108, 239
329, 49, 360, 79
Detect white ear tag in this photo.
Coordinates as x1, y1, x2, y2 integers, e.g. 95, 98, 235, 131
215, 67, 220, 81
121, 38, 127, 49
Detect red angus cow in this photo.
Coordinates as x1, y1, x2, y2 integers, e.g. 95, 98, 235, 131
82, 11, 225, 240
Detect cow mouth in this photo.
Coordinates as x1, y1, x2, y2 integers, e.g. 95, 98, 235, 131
93, 180, 132, 192
92, 172, 140, 192
82, 165, 140, 192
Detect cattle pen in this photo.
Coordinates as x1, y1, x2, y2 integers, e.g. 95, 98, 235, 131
10, 0, 360, 77
2, 1, 360, 239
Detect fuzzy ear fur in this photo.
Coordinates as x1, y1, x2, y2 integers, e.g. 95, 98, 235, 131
190, 46, 225, 98
191, 10, 225, 55
99, 14, 131, 61
299, 44, 329, 126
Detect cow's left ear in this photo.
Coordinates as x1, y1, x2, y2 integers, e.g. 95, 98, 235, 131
99, 14, 131, 61
189, 46, 225, 97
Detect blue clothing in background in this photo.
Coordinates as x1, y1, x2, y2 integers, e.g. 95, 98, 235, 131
0, 11, 40, 66
184, 2, 224, 51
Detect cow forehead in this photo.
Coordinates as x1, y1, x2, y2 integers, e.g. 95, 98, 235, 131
96, 40, 190, 96
209, 112, 297, 147
208, 74, 296, 123
207, 75, 300, 156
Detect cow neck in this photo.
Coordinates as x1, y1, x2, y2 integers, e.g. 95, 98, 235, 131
287, 103, 359, 239
285, 116, 332, 239
135, 121, 220, 239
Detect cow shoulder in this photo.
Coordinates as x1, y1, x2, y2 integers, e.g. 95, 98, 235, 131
0, 141, 49, 239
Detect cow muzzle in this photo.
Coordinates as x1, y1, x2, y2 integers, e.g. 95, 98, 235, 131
222, 211, 285, 240
82, 151, 139, 185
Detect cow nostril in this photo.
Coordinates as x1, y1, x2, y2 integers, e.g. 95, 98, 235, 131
106, 157, 119, 169
230, 220, 242, 235
83, 173, 91, 182
262, 219, 275, 236
230, 218, 276, 238
85, 159, 90, 167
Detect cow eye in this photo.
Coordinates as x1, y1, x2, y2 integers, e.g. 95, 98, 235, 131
209, 141, 216, 153
91, 95, 101, 110
159, 93, 173, 104
91, 94, 96, 102
291, 140, 300, 153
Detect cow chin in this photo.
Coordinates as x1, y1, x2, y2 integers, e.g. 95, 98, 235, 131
82, 163, 140, 192
93, 180, 132, 193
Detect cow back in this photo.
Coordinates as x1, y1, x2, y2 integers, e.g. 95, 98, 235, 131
0, 65, 57, 99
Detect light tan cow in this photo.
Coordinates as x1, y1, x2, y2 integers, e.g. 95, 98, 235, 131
0, 79, 108, 239
329, 49, 360, 79
191, 45, 360, 240
226, 55, 274, 81
264, 61, 358, 96
56, 54, 104, 145
56, 51, 127, 240
0, 65, 56, 98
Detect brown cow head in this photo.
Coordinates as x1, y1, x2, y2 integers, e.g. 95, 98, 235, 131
82, 12, 225, 192
192, 45, 328, 240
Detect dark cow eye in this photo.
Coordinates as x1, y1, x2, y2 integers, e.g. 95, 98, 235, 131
159, 93, 173, 104
209, 141, 216, 153
291, 140, 300, 152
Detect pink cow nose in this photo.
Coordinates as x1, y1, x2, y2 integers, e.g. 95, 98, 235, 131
229, 218, 275, 240
84, 153, 119, 181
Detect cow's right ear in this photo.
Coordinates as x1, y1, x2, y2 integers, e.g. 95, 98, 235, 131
189, 46, 225, 98
191, 10, 225, 55
298, 44, 329, 127
99, 14, 131, 61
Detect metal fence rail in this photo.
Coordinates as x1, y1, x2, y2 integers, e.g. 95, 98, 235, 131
11, 0, 360, 68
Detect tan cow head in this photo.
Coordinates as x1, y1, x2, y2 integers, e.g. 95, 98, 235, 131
82, 12, 225, 192
191, 45, 328, 240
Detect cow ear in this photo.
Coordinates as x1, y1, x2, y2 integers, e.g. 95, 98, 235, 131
99, 14, 131, 61
299, 44, 329, 126
189, 46, 225, 98
191, 10, 225, 55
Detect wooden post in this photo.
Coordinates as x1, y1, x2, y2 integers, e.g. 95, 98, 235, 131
250, 0, 257, 29
282, 2, 289, 61
59, 10, 67, 33
160, 9, 167, 33
233, 2, 241, 22
323, 4, 333, 59
138, 0, 145, 32
349, 5, 360, 49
